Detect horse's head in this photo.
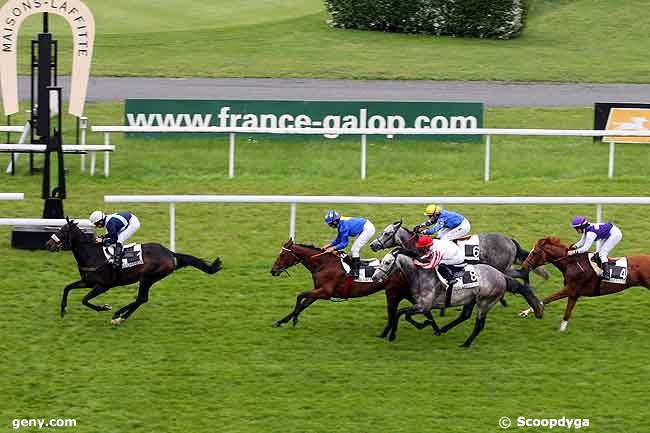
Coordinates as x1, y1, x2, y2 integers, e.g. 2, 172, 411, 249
372, 249, 401, 283
270, 239, 303, 276
370, 219, 414, 252
46, 218, 82, 252
522, 237, 568, 269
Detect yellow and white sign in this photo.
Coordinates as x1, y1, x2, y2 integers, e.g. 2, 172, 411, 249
604, 108, 650, 143
0, 0, 95, 117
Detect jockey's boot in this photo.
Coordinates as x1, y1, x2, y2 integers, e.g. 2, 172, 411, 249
112, 243, 123, 270
601, 260, 612, 279
351, 257, 361, 278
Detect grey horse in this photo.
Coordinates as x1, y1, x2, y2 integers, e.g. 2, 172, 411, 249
369, 220, 550, 285
372, 249, 544, 347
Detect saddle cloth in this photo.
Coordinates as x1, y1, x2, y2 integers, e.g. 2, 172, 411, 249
435, 264, 480, 291
340, 257, 380, 282
103, 243, 144, 269
455, 234, 480, 262
588, 254, 627, 284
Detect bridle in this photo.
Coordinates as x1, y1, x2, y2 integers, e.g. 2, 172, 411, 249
374, 249, 403, 282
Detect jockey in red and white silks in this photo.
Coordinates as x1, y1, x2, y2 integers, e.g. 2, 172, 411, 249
413, 236, 465, 270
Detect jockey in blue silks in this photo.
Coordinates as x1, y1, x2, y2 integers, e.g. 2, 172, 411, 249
567, 216, 622, 276
414, 204, 471, 241
89, 210, 141, 269
322, 210, 376, 278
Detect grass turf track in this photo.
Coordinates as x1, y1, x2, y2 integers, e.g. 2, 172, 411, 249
0, 103, 649, 433
9, 0, 650, 82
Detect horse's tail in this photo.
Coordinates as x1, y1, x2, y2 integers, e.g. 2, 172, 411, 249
174, 253, 222, 274
504, 276, 544, 319
512, 238, 550, 280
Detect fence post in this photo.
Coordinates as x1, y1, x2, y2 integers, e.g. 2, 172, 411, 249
596, 204, 603, 249
80, 116, 87, 173
608, 142, 616, 179
484, 134, 491, 183
170, 202, 176, 252
361, 134, 367, 180
289, 203, 296, 240
229, 133, 236, 179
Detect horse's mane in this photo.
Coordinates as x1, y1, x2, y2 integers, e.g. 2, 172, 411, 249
295, 243, 322, 250
392, 219, 413, 235
544, 236, 566, 247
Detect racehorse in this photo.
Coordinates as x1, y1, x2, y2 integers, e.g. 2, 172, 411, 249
520, 237, 650, 331
370, 220, 549, 285
370, 220, 547, 315
372, 249, 544, 347
46, 219, 222, 325
270, 239, 441, 332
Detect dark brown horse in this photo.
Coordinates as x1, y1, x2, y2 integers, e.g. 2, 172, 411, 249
521, 237, 650, 331
46, 220, 222, 325
270, 239, 439, 333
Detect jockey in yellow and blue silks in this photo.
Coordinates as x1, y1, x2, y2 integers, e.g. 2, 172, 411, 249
414, 205, 471, 241
322, 210, 376, 278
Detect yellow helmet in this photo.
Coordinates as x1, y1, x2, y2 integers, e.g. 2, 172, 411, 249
423, 204, 441, 216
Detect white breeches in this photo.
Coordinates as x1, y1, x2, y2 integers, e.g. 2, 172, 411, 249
598, 226, 622, 261
117, 215, 141, 244
440, 248, 466, 266
438, 218, 471, 241
350, 221, 376, 258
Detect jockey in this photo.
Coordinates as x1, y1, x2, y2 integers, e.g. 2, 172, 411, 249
322, 210, 376, 278
412, 235, 466, 307
414, 204, 471, 241
567, 216, 622, 277
89, 210, 141, 269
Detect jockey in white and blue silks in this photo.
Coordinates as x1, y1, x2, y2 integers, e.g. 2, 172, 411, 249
414, 204, 471, 241
89, 210, 141, 269
322, 210, 376, 278
567, 216, 622, 276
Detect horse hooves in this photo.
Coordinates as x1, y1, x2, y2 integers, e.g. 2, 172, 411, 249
459, 343, 471, 348
518, 309, 531, 318
291, 320, 299, 327
434, 331, 443, 336
101, 304, 112, 311
272, 321, 283, 328
60, 308, 66, 318
111, 317, 125, 326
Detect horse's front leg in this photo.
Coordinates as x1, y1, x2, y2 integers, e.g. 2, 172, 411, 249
273, 288, 326, 328
60, 280, 88, 317
519, 287, 569, 318
435, 302, 475, 336
559, 296, 579, 332
81, 285, 111, 312
391, 305, 426, 342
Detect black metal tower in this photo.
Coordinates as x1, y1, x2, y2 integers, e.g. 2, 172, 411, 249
31, 13, 66, 218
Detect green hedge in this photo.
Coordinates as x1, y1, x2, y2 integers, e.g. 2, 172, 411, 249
325, 0, 526, 39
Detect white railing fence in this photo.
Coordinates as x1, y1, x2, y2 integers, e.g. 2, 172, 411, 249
0, 218, 93, 228
0, 193, 24, 201
103, 195, 650, 252
92, 126, 650, 182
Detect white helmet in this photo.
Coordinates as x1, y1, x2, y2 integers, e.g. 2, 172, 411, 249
89, 210, 105, 224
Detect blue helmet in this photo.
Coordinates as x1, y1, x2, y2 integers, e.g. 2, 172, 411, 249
571, 216, 589, 228
324, 210, 340, 225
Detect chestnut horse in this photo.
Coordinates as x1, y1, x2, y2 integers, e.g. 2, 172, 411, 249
270, 239, 440, 333
520, 237, 650, 331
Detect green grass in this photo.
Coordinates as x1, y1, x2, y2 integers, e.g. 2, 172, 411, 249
1, 104, 649, 433
10, 0, 650, 82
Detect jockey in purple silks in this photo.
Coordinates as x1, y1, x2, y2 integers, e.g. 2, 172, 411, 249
567, 216, 622, 276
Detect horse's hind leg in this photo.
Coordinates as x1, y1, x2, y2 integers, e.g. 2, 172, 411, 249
61, 280, 89, 317
435, 302, 475, 336
111, 276, 159, 325
81, 286, 111, 312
